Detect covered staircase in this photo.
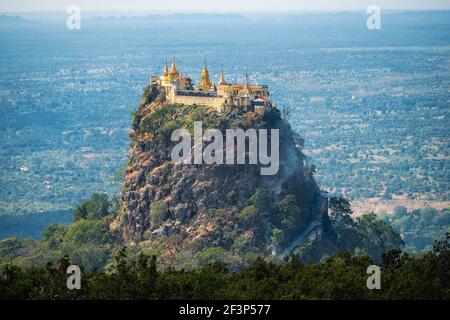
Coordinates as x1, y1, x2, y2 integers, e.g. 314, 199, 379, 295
278, 219, 322, 261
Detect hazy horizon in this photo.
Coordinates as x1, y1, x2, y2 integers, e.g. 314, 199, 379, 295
1, 0, 450, 13
3, 9, 450, 14
2, 8, 450, 22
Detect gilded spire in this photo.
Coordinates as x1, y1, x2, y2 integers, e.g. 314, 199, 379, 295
218, 68, 227, 86
162, 60, 170, 85
170, 57, 177, 74
201, 59, 208, 74
198, 60, 212, 91
240, 72, 251, 95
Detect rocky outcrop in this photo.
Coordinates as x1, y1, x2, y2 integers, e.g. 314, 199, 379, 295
118, 84, 332, 269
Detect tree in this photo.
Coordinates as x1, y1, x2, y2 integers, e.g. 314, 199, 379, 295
274, 194, 301, 233
356, 213, 404, 260
248, 188, 269, 213
238, 205, 257, 225
271, 228, 285, 247
41, 224, 67, 249
73, 193, 111, 222
63, 219, 109, 246
329, 197, 353, 220
393, 206, 407, 218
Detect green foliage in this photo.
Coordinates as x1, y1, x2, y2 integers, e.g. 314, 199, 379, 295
63, 219, 109, 246
142, 85, 158, 105
248, 188, 269, 212
271, 228, 285, 246
1, 233, 449, 300
198, 247, 228, 264
73, 193, 112, 222
41, 224, 67, 249
232, 235, 250, 253
274, 194, 301, 233
380, 206, 450, 251
42, 218, 113, 270
329, 197, 353, 218
238, 205, 257, 223
355, 213, 404, 260
331, 211, 405, 261
138, 103, 264, 148
139, 103, 222, 146
150, 200, 169, 224
0, 194, 118, 271
0, 237, 30, 262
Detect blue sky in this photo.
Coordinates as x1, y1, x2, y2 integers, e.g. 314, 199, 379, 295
1, 0, 450, 12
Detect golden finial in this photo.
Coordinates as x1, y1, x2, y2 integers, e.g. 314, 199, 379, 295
170, 57, 177, 73
198, 59, 212, 91
164, 60, 169, 73
218, 67, 227, 85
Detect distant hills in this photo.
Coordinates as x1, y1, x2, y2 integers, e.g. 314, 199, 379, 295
0, 12, 247, 25
89, 13, 247, 24
0, 15, 36, 26
0, 211, 72, 240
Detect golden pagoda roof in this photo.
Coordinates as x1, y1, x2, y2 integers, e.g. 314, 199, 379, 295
239, 73, 251, 95
198, 61, 212, 90
170, 58, 178, 74
218, 69, 227, 86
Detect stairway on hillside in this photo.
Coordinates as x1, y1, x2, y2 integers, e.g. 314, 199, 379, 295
278, 219, 322, 261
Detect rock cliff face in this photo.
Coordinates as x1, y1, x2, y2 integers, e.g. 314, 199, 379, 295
117, 84, 332, 269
